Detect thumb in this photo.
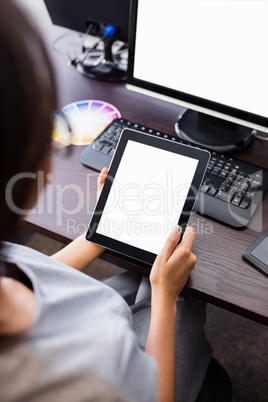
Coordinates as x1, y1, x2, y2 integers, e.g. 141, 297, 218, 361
158, 225, 182, 262
98, 167, 108, 185
97, 167, 108, 198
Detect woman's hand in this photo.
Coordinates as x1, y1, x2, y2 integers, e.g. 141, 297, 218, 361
150, 225, 196, 304
97, 167, 108, 200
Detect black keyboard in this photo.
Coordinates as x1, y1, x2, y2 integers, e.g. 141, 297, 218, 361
80, 118, 268, 228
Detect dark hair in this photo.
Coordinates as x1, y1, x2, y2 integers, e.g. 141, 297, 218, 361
0, 0, 58, 243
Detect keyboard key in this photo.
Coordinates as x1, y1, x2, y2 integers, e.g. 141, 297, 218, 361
239, 194, 253, 209
216, 191, 234, 203
204, 179, 215, 186
245, 191, 255, 198
227, 173, 236, 180
228, 187, 237, 196
236, 191, 246, 198
102, 133, 114, 140
230, 187, 239, 195
243, 177, 252, 185
200, 184, 210, 193
99, 139, 112, 146
240, 181, 249, 190
100, 145, 112, 155
231, 195, 243, 206
220, 184, 230, 192
219, 171, 228, 179
233, 180, 241, 188
254, 174, 262, 184
249, 182, 260, 192
224, 178, 234, 186
211, 167, 221, 176
230, 168, 238, 174
235, 176, 243, 183
93, 142, 103, 152
207, 187, 217, 197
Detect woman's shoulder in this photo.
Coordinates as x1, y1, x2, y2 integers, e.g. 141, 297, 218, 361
0, 242, 53, 270
0, 241, 85, 280
0, 241, 125, 312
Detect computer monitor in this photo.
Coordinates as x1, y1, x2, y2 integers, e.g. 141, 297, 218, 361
126, 0, 268, 152
44, 0, 130, 81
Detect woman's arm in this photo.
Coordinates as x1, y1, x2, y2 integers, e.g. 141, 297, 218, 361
0, 277, 37, 336
146, 226, 196, 402
50, 168, 108, 271
51, 234, 105, 271
146, 293, 177, 402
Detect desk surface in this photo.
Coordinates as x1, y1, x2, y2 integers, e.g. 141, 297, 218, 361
21, 0, 268, 325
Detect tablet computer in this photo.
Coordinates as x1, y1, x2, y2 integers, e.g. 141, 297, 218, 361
86, 129, 210, 265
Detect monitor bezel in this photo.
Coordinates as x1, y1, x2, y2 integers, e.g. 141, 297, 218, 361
126, 0, 268, 133
44, 0, 130, 43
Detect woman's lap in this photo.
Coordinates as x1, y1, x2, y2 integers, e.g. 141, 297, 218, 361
103, 271, 213, 402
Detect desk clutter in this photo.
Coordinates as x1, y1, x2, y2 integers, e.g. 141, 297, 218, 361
52, 100, 120, 145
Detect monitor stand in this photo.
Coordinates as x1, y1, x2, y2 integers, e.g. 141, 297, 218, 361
175, 110, 257, 153
75, 37, 127, 82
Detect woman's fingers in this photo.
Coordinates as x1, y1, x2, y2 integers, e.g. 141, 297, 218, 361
179, 226, 196, 252
169, 226, 196, 265
157, 225, 182, 263
150, 225, 196, 300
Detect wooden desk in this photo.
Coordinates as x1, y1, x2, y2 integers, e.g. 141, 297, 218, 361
21, 0, 268, 325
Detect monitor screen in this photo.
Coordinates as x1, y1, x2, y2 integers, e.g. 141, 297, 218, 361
126, 0, 268, 151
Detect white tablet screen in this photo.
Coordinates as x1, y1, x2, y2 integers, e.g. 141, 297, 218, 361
97, 140, 198, 254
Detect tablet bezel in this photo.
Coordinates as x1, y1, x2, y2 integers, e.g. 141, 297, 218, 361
86, 129, 210, 265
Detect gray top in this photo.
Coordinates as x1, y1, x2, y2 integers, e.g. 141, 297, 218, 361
0, 242, 158, 402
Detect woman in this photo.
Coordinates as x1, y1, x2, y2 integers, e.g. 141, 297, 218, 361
0, 1, 231, 401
